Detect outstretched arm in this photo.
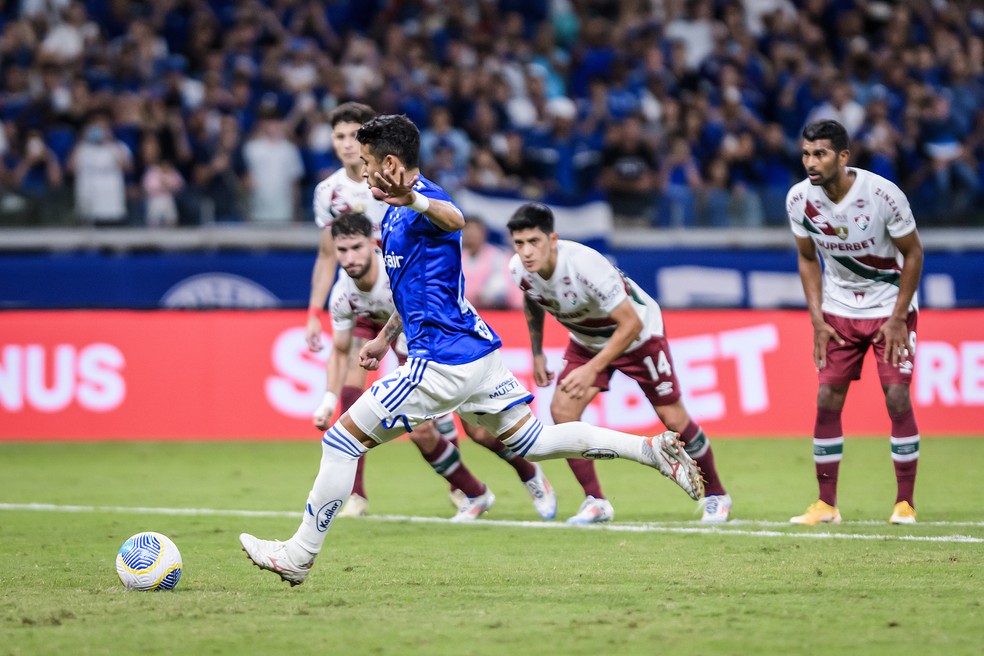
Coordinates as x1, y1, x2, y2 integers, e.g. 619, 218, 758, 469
306, 229, 338, 352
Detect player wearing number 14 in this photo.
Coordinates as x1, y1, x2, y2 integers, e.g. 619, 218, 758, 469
507, 203, 732, 522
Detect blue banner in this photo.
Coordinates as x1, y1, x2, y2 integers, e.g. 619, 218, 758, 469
0, 248, 980, 309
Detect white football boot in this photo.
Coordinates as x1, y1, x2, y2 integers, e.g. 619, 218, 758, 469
698, 494, 732, 523
239, 534, 314, 587
643, 431, 704, 500
450, 487, 496, 522
566, 496, 615, 524
524, 464, 558, 520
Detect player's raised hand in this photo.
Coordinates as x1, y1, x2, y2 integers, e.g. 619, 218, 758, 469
532, 353, 555, 387
359, 335, 389, 371
873, 316, 909, 367
813, 322, 845, 370
370, 166, 418, 206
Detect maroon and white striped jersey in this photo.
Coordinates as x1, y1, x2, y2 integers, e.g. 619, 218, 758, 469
787, 168, 918, 319
509, 240, 665, 353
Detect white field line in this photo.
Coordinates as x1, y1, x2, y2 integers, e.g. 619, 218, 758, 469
2, 503, 983, 543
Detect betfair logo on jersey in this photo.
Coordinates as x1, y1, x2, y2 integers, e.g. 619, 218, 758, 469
835, 226, 849, 240
384, 252, 405, 268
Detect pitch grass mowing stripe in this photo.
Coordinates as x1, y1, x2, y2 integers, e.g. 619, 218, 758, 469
2, 502, 982, 543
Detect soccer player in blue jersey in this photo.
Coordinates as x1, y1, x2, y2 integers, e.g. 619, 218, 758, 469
239, 115, 704, 586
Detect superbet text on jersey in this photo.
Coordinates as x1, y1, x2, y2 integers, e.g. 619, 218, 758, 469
786, 167, 918, 319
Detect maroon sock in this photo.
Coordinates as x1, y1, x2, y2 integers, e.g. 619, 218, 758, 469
435, 415, 459, 449
890, 409, 919, 505
422, 437, 485, 498
678, 421, 726, 496
350, 456, 367, 498
486, 439, 537, 482
567, 459, 604, 498
340, 386, 366, 498
814, 407, 843, 507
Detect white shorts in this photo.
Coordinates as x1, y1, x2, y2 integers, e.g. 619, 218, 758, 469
347, 350, 534, 444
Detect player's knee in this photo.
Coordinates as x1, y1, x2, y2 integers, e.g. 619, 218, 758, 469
817, 384, 848, 410
883, 385, 912, 415
409, 422, 441, 451
655, 402, 689, 432
549, 398, 580, 424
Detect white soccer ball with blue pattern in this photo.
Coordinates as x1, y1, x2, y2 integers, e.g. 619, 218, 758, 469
115, 532, 183, 591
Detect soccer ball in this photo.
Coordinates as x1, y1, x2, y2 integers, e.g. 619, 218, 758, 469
115, 532, 183, 591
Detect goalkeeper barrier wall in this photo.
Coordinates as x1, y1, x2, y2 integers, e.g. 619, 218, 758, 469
1, 309, 981, 440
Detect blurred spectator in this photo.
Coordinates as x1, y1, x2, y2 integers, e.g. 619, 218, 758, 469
140, 134, 184, 228
855, 91, 903, 182
917, 92, 980, 217
665, 0, 716, 71
192, 115, 245, 224
461, 216, 523, 311
68, 113, 132, 225
755, 123, 801, 224
494, 130, 541, 198
420, 104, 471, 172
524, 96, 603, 203
465, 146, 513, 193
0, 0, 980, 229
38, 2, 98, 66
598, 115, 658, 225
657, 135, 702, 228
805, 78, 866, 139
242, 105, 304, 224
0, 125, 64, 223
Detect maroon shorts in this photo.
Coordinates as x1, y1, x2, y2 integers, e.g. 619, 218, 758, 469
819, 311, 917, 385
559, 335, 682, 406
352, 316, 406, 365
352, 316, 384, 341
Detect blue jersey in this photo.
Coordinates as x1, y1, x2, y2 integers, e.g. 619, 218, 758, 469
381, 175, 502, 365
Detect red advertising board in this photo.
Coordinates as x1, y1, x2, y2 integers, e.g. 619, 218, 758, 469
1, 310, 981, 440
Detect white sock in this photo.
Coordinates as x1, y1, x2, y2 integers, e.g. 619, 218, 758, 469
288, 423, 367, 561
502, 417, 648, 463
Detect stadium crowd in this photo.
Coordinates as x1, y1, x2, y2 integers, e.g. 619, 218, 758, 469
0, 0, 982, 229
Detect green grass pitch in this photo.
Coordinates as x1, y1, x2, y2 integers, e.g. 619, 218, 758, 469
1, 437, 982, 656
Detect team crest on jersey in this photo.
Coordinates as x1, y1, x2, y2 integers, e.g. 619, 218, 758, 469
329, 188, 356, 218
854, 214, 870, 231
834, 225, 849, 240
563, 290, 578, 305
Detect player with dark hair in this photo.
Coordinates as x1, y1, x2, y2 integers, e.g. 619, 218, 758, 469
307, 102, 482, 517
507, 202, 731, 523
787, 119, 924, 525
320, 211, 557, 521
239, 115, 702, 586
